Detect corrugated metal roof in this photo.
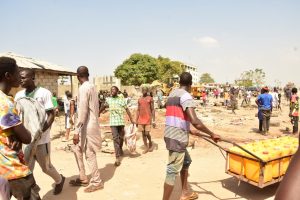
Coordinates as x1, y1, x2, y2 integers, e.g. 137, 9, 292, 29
0, 52, 76, 75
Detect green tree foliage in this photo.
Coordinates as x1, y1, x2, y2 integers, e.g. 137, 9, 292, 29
114, 53, 159, 85
157, 56, 184, 84
199, 73, 215, 84
115, 54, 185, 85
236, 68, 266, 87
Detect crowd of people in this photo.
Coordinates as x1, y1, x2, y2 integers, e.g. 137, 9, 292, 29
0, 56, 299, 200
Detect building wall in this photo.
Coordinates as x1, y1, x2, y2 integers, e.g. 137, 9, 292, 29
94, 76, 121, 91
35, 71, 59, 95
58, 76, 79, 98
183, 64, 199, 85
9, 72, 78, 100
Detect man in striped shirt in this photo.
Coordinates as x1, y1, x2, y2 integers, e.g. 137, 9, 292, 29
163, 72, 220, 200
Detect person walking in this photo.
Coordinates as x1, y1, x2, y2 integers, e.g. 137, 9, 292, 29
255, 87, 273, 135
162, 72, 220, 200
157, 88, 164, 109
52, 92, 59, 116
63, 91, 75, 141
100, 86, 135, 166
289, 88, 299, 134
15, 68, 65, 195
0, 57, 41, 199
136, 86, 155, 154
271, 88, 279, 110
71, 66, 104, 192
230, 87, 238, 114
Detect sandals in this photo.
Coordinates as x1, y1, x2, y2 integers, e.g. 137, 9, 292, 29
180, 192, 199, 200
69, 178, 89, 187
84, 184, 104, 193
114, 161, 121, 167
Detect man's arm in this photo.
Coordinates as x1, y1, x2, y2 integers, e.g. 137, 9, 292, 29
99, 103, 108, 116
186, 107, 220, 142
150, 98, 155, 125
11, 124, 31, 144
42, 90, 55, 131
70, 100, 75, 118
255, 96, 260, 106
135, 100, 140, 125
275, 150, 300, 200
42, 109, 55, 132
125, 108, 135, 124
77, 89, 89, 128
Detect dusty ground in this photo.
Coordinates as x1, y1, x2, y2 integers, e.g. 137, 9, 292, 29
25, 97, 297, 200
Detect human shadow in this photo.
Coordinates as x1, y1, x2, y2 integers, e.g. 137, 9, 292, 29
279, 128, 292, 135
42, 175, 80, 200
188, 177, 278, 200
250, 128, 267, 137
51, 131, 65, 141
100, 163, 117, 183
220, 177, 278, 200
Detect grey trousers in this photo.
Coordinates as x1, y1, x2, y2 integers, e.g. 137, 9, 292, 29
29, 143, 62, 184
111, 126, 125, 158
262, 110, 271, 133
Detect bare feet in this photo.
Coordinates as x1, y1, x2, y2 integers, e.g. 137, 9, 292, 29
148, 143, 153, 152
142, 148, 149, 154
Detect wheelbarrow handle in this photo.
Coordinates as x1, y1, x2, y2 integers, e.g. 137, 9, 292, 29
196, 133, 264, 163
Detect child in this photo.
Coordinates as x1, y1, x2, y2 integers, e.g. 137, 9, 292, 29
290, 88, 299, 134
136, 86, 155, 154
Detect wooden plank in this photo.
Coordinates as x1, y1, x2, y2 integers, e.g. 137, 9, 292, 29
226, 170, 284, 188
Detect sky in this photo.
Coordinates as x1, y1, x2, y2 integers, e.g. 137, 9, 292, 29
1, 0, 299, 86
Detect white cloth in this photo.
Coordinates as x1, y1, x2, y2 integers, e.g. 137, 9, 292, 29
15, 97, 46, 167
15, 87, 54, 145
247, 91, 252, 98
63, 95, 70, 114
271, 92, 279, 107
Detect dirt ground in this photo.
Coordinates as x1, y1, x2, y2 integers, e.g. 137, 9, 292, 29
25, 97, 297, 200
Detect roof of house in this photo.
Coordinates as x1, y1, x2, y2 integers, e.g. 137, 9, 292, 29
0, 52, 76, 75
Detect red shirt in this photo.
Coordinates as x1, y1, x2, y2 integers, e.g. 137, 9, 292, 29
137, 96, 153, 125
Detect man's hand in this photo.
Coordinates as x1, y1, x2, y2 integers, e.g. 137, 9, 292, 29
152, 122, 156, 128
7, 135, 22, 151
211, 133, 221, 143
73, 134, 79, 145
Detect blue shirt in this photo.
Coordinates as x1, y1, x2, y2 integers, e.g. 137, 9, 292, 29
257, 93, 273, 110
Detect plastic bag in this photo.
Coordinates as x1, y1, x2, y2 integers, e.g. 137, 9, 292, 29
125, 124, 137, 153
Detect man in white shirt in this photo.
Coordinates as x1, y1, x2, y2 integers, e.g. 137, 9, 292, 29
15, 69, 65, 195
271, 88, 279, 109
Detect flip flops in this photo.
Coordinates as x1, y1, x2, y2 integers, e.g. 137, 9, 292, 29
69, 178, 89, 187
180, 192, 199, 200
84, 183, 104, 193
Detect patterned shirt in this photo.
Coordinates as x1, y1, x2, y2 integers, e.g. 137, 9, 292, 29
164, 88, 196, 152
106, 96, 127, 126
0, 90, 31, 180
290, 94, 299, 117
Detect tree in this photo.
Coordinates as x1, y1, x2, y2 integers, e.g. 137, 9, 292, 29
114, 53, 159, 85
157, 56, 184, 84
199, 73, 215, 84
236, 68, 266, 87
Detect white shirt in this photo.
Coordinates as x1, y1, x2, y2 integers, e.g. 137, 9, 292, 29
63, 95, 70, 114
271, 92, 279, 107
15, 87, 54, 145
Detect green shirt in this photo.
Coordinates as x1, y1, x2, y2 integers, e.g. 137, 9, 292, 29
52, 97, 58, 108
106, 96, 127, 126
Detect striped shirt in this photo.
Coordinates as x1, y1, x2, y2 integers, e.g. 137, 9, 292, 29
164, 88, 196, 152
